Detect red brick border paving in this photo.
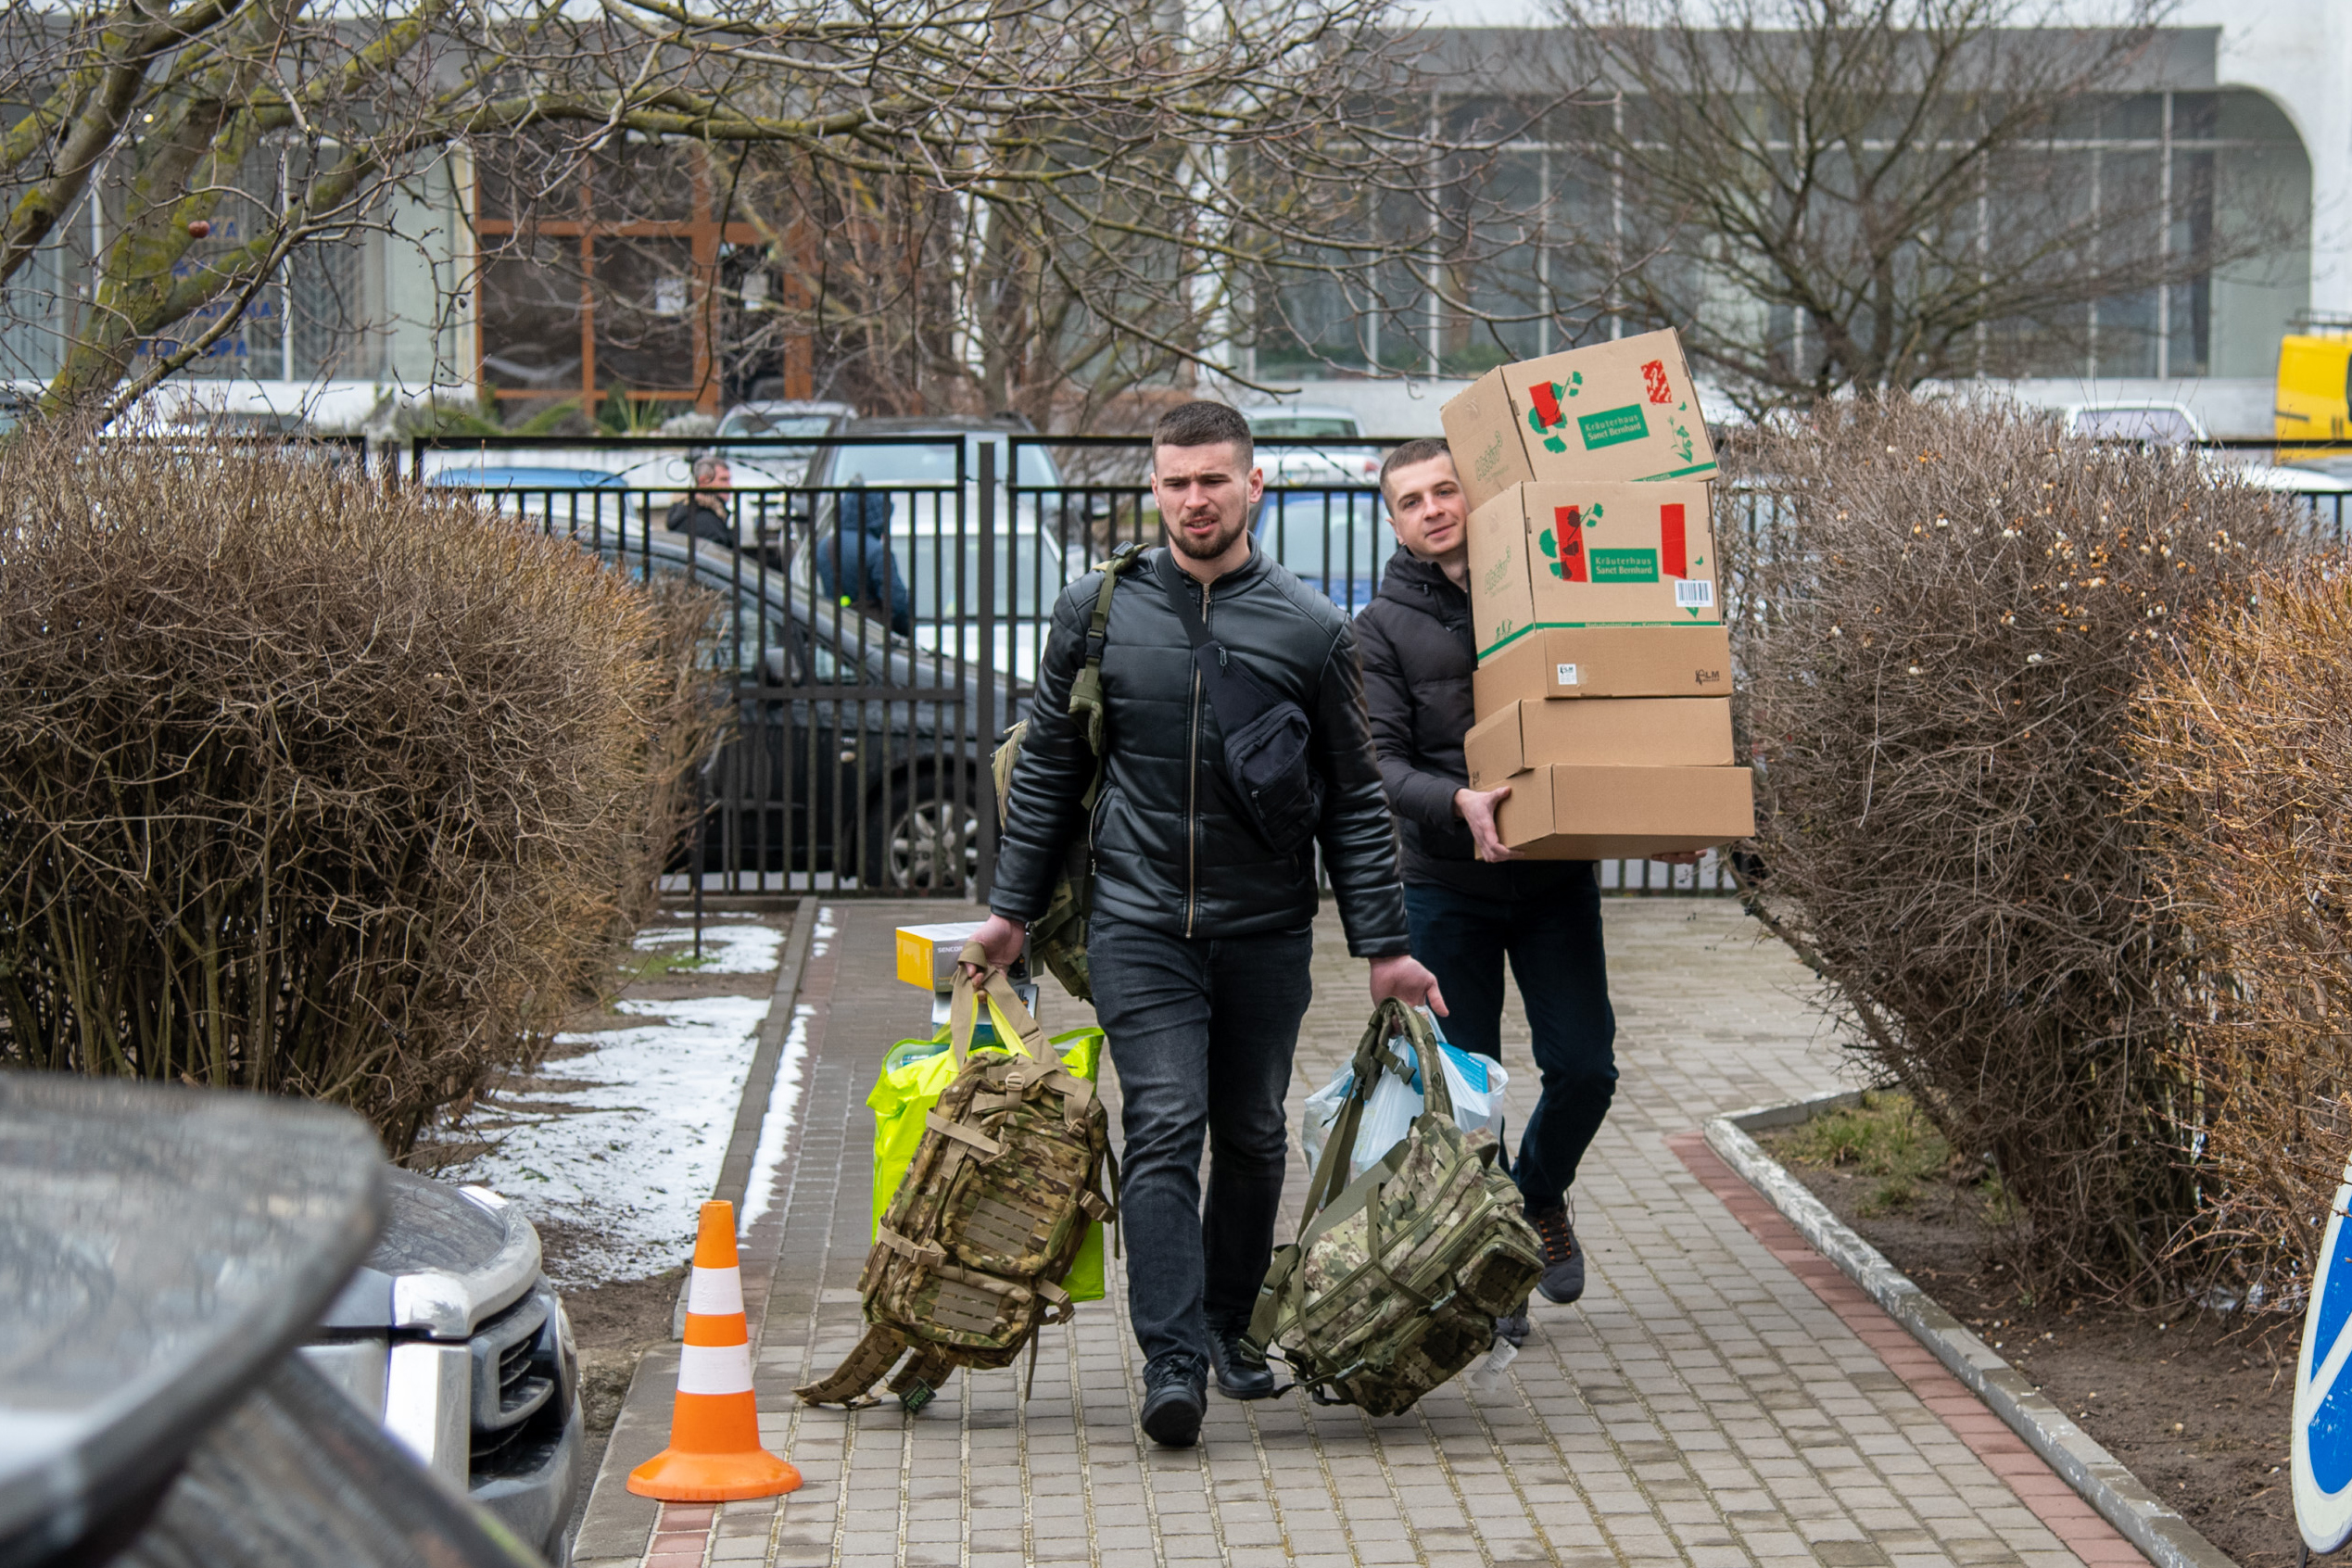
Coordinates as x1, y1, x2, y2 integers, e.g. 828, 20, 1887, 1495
1668, 1130, 2150, 1568
643, 1502, 713, 1567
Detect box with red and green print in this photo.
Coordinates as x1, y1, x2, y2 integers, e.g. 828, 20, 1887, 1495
1439, 329, 1716, 513
1465, 479, 1722, 660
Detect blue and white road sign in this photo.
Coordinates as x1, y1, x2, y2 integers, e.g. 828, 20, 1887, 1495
2295, 1159, 2352, 1552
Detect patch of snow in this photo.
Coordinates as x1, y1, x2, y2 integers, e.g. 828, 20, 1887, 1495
448, 994, 771, 1287
631, 923, 783, 974
810, 904, 838, 958
738, 1003, 815, 1233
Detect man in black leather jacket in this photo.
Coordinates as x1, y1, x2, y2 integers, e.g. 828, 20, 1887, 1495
967, 401, 1444, 1448
1357, 438, 1694, 1343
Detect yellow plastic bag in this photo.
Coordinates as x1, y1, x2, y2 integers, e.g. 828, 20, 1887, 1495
867, 997, 1108, 1302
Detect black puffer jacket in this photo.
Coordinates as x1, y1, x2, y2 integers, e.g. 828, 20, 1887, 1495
991, 545, 1410, 957
1356, 547, 1588, 897
664, 496, 733, 549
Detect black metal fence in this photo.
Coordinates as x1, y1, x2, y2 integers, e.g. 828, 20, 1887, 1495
408, 429, 2352, 901
408, 429, 1409, 898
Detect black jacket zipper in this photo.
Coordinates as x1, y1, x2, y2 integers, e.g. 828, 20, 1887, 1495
1183, 576, 1210, 935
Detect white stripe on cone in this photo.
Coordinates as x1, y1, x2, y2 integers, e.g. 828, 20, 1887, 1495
677, 1341, 755, 1397
687, 1267, 745, 1318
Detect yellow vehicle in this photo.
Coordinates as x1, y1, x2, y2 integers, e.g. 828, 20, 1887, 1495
2275, 326, 2352, 460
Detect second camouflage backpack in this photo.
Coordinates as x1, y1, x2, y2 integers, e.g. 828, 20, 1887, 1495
794, 951, 1116, 1413
1246, 1001, 1544, 1417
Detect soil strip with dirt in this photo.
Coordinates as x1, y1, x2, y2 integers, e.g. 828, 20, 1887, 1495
1759, 1094, 2299, 1568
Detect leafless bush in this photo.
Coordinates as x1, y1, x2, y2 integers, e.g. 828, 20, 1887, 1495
0, 426, 720, 1153
1726, 394, 2299, 1287
613, 574, 730, 939
2128, 563, 2352, 1301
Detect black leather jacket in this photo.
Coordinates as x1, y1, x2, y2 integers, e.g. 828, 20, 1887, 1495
991, 545, 1410, 957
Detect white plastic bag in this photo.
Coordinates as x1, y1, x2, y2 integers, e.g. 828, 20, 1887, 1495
1300, 1008, 1509, 1183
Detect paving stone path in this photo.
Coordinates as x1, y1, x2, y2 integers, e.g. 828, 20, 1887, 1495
580, 896, 2147, 1568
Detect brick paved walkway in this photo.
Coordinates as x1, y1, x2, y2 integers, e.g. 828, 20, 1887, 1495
587, 897, 2147, 1568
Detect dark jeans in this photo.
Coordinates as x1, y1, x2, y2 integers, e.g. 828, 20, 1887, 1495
1404, 870, 1615, 1214
1086, 912, 1315, 1366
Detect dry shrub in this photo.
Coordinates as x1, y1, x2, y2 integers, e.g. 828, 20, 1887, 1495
0, 424, 721, 1153
1727, 393, 2299, 1287
613, 573, 731, 936
2129, 562, 2352, 1298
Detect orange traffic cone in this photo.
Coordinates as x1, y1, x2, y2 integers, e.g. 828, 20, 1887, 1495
627, 1201, 803, 1501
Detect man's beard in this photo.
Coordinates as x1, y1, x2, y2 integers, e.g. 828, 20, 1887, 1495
1168, 511, 1250, 562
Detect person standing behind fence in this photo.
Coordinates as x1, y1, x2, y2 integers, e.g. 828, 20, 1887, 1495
1355, 437, 1700, 1342
665, 453, 736, 550
817, 481, 912, 636
965, 400, 1446, 1449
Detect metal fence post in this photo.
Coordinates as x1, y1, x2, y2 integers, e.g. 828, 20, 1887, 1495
976, 441, 998, 901
691, 759, 707, 957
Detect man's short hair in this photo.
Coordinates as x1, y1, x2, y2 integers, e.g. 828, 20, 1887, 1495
1378, 437, 1453, 509
1150, 401, 1253, 472
691, 451, 728, 485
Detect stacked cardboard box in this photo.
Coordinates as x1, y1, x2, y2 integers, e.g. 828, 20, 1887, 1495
1440, 329, 1752, 860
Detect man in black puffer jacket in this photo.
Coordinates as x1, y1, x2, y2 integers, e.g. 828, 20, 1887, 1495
1358, 436, 1667, 1344
664, 453, 736, 549
967, 401, 1444, 1448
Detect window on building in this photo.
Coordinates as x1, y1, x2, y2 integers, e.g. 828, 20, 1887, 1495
1255, 82, 2308, 389
473, 135, 762, 418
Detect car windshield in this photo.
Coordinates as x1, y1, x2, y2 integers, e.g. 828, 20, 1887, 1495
1257, 491, 1387, 604
2075, 408, 2195, 445
1250, 416, 1361, 439
589, 546, 784, 676
896, 529, 1066, 618
828, 437, 1060, 488
719, 410, 835, 438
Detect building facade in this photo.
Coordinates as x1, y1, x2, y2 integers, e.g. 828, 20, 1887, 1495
1261, 6, 2345, 436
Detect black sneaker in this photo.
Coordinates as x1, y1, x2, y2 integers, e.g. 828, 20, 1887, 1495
1492, 1308, 1531, 1348
1140, 1352, 1207, 1447
1527, 1205, 1585, 1305
1208, 1328, 1277, 1400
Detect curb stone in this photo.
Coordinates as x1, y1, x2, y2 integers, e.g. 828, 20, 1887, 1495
570, 902, 815, 1567
1704, 1091, 2238, 1568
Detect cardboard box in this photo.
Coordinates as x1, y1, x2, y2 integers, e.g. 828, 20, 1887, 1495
1468, 480, 1720, 659
1441, 329, 1717, 512
1493, 764, 1755, 859
1473, 625, 1732, 714
1464, 698, 1735, 789
895, 920, 984, 991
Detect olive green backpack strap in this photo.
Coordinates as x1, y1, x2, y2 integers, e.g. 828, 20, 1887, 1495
1246, 1002, 1404, 1357
1067, 543, 1143, 808
990, 544, 1145, 1004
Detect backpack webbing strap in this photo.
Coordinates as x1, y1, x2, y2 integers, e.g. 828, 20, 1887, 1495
876, 1224, 946, 1265
793, 1321, 908, 1407
1067, 544, 1142, 808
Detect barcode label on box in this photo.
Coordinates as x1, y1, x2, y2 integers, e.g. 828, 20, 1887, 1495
1555, 663, 1580, 687
1675, 579, 1715, 608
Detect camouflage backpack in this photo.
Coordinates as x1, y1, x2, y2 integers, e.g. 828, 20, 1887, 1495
795, 950, 1117, 1412
1246, 1001, 1545, 1417
988, 543, 1145, 1002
